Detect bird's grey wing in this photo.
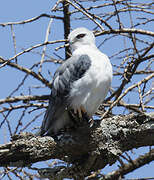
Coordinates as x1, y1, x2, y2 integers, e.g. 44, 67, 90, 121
39, 54, 91, 136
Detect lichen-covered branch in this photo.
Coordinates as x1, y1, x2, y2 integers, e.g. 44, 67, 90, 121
0, 113, 154, 179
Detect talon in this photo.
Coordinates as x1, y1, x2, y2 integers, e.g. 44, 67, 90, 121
77, 108, 82, 118
80, 106, 86, 113
78, 106, 87, 118
74, 106, 86, 119
73, 108, 77, 114
69, 109, 83, 128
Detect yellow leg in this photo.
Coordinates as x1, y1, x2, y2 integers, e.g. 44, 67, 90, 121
77, 106, 87, 118
73, 108, 77, 114
76, 107, 82, 118
80, 106, 86, 113
73, 106, 87, 118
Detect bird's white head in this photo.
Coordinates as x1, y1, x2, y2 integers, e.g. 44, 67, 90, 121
68, 27, 96, 52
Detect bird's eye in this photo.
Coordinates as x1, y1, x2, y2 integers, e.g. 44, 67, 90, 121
76, 33, 86, 39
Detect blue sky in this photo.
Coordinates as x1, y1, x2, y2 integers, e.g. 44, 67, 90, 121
0, 0, 154, 179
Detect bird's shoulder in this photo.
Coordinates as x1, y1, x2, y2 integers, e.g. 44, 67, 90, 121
51, 54, 91, 98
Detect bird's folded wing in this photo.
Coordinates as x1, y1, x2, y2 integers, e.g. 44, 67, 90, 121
40, 54, 91, 135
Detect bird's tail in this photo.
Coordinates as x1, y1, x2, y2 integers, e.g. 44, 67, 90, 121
34, 103, 73, 137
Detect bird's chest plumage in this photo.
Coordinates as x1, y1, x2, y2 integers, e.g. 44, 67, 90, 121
69, 49, 112, 116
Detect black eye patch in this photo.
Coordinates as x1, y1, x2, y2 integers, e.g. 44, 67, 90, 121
76, 33, 86, 39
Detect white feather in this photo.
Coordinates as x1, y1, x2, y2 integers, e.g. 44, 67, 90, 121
70, 44, 112, 116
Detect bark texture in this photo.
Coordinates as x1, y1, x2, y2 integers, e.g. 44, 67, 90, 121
0, 113, 154, 179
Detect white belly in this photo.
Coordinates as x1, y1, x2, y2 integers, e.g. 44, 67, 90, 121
69, 52, 112, 116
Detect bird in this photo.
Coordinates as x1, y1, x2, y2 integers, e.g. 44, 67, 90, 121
36, 27, 112, 136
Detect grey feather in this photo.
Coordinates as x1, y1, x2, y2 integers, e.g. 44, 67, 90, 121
38, 54, 91, 136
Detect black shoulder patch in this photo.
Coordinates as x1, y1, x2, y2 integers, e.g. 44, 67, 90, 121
52, 55, 91, 99
72, 55, 91, 81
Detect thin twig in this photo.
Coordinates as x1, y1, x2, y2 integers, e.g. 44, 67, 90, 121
10, 25, 18, 64
0, 14, 63, 27
0, 95, 49, 105
0, 57, 50, 87
101, 73, 154, 119
67, 0, 104, 31
39, 18, 53, 74
0, 39, 65, 68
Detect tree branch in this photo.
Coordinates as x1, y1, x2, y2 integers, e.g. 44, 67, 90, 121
0, 57, 50, 88
95, 28, 154, 37
0, 113, 154, 179
0, 14, 63, 27
103, 149, 154, 180
62, 0, 71, 59
0, 95, 49, 105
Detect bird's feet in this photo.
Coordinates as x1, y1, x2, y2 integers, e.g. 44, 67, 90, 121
69, 106, 94, 127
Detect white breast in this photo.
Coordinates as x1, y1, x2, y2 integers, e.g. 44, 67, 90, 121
69, 46, 112, 116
